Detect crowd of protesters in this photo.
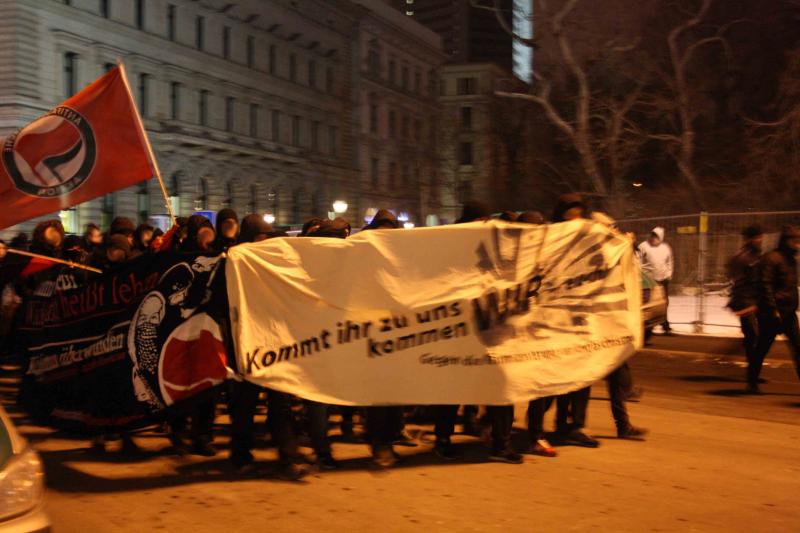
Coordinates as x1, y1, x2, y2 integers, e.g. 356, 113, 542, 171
0, 193, 682, 481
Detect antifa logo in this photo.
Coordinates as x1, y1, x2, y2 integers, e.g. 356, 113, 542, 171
127, 257, 228, 409
2, 106, 96, 198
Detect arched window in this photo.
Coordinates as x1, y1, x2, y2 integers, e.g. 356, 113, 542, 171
225, 179, 235, 208
195, 178, 208, 211
137, 181, 150, 223
169, 173, 181, 216
249, 184, 258, 214
268, 189, 279, 223
292, 189, 301, 224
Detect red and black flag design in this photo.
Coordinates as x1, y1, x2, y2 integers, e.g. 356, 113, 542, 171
0, 65, 155, 229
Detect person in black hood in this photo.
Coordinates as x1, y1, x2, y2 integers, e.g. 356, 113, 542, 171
63, 235, 89, 265
109, 217, 136, 246
30, 220, 65, 258
726, 225, 764, 391
751, 225, 800, 393
226, 217, 309, 479
214, 209, 239, 251
456, 200, 492, 223
133, 224, 155, 253
9, 233, 29, 252
181, 215, 216, 252
238, 214, 274, 244
364, 209, 400, 230
83, 223, 103, 254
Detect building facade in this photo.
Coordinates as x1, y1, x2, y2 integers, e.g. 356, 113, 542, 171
0, 0, 446, 239
350, 0, 445, 227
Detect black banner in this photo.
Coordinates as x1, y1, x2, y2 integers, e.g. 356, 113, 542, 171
17, 253, 230, 432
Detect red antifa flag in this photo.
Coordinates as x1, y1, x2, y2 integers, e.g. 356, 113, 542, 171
0, 65, 155, 229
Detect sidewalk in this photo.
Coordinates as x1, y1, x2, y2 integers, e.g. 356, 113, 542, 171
666, 294, 741, 336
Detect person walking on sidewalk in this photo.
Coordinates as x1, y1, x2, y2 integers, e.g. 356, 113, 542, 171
750, 226, 800, 393
638, 227, 674, 335
726, 225, 764, 392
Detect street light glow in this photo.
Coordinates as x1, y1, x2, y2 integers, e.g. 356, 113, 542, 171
633, 181, 643, 188
263, 213, 276, 224
332, 200, 348, 214
403, 222, 415, 229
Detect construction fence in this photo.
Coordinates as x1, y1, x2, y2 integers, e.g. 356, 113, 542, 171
616, 211, 800, 333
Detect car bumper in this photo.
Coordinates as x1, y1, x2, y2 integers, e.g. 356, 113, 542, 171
0, 503, 51, 533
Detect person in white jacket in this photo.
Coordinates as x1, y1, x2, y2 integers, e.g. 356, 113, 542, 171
638, 227, 674, 334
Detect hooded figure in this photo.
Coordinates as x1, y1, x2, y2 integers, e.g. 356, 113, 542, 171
301, 217, 325, 237
30, 220, 65, 258
307, 218, 351, 239
63, 235, 89, 265
238, 214, 274, 243
551, 193, 588, 223
456, 200, 491, 223
364, 209, 400, 230
109, 217, 136, 245
133, 224, 155, 253
182, 215, 216, 252
638, 227, 673, 283
214, 208, 239, 251
750, 225, 800, 393
9, 233, 29, 251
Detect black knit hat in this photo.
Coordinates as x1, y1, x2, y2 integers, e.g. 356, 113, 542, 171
365, 209, 399, 230
109, 216, 136, 237
239, 214, 274, 243
307, 217, 350, 239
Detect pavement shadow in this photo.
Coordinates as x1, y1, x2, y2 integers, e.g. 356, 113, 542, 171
707, 388, 800, 398
678, 375, 743, 383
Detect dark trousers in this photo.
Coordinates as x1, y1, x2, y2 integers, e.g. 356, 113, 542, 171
739, 313, 760, 376
367, 406, 404, 450
527, 396, 554, 441
751, 310, 800, 386
555, 387, 591, 433
433, 405, 514, 453
169, 391, 218, 444
607, 364, 630, 430
660, 279, 671, 332
228, 381, 300, 466
306, 401, 331, 457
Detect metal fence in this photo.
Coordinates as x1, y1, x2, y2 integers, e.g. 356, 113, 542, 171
616, 211, 800, 332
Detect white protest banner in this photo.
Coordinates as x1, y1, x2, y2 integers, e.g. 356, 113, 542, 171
226, 219, 642, 405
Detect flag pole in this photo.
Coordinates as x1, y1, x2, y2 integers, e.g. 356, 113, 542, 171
116, 60, 177, 227
7, 249, 103, 274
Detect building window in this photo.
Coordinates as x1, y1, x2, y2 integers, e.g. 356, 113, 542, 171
326, 67, 333, 93
223, 26, 231, 59
388, 59, 396, 84
401, 115, 409, 139
389, 161, 397, 188
101, 193, 116, 229
291, 115, 301, 146
138, 73, 149, 116
371, 158, 379, 186
167, 4, 176, 41
225, 180, 235, 208
169, 174, 181, 215
311, 120, 320, 151
457, 77, 477, 95
291, 189, 301, 224
196, 15, 205, 50
328, 126, 338, 156
459, 142, 473, 165
135, 0, 145, 30
402, 163, 410, 186
269, 44, 277, 75
225, 97, 235, 132
367, 49, 380, 77
100, 0, 110, 19
249, 103, 259, 137
308, 60, 316, 88
137, 182, 149, 223
388, 110, 396, 138
401, 66, 409, 90
63, 52, 77, 98
289, 53, 297, 82
271, 110, 280, 142
249, 184, 258, 213
246, 36, 255, 68
369, 102, 378, 134
170, 81, 181, 120
414, 70, 421, 93
414, 119, 421, 141
461, 106, 472, 130
196, 178, 209, 210
268, 189, 279, 221
199, 89, 209, 126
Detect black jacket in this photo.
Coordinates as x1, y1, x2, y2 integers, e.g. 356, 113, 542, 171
759, 245, 798, 314
726, 245, 761, 311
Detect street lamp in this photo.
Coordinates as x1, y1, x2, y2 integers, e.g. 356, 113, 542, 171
263, 213, 276, 224
332, 200, 348, 214
403, 222, 415, 229
632, 180, 643, 188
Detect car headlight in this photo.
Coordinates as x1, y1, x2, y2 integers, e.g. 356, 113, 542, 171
0, 447, 45, 522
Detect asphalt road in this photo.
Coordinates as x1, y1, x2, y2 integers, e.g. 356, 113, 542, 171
2, 334, 799, 533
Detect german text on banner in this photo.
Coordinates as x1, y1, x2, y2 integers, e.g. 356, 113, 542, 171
226, 220, 642, 405
17, 253, 230, 431
0, 66, 154, 229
